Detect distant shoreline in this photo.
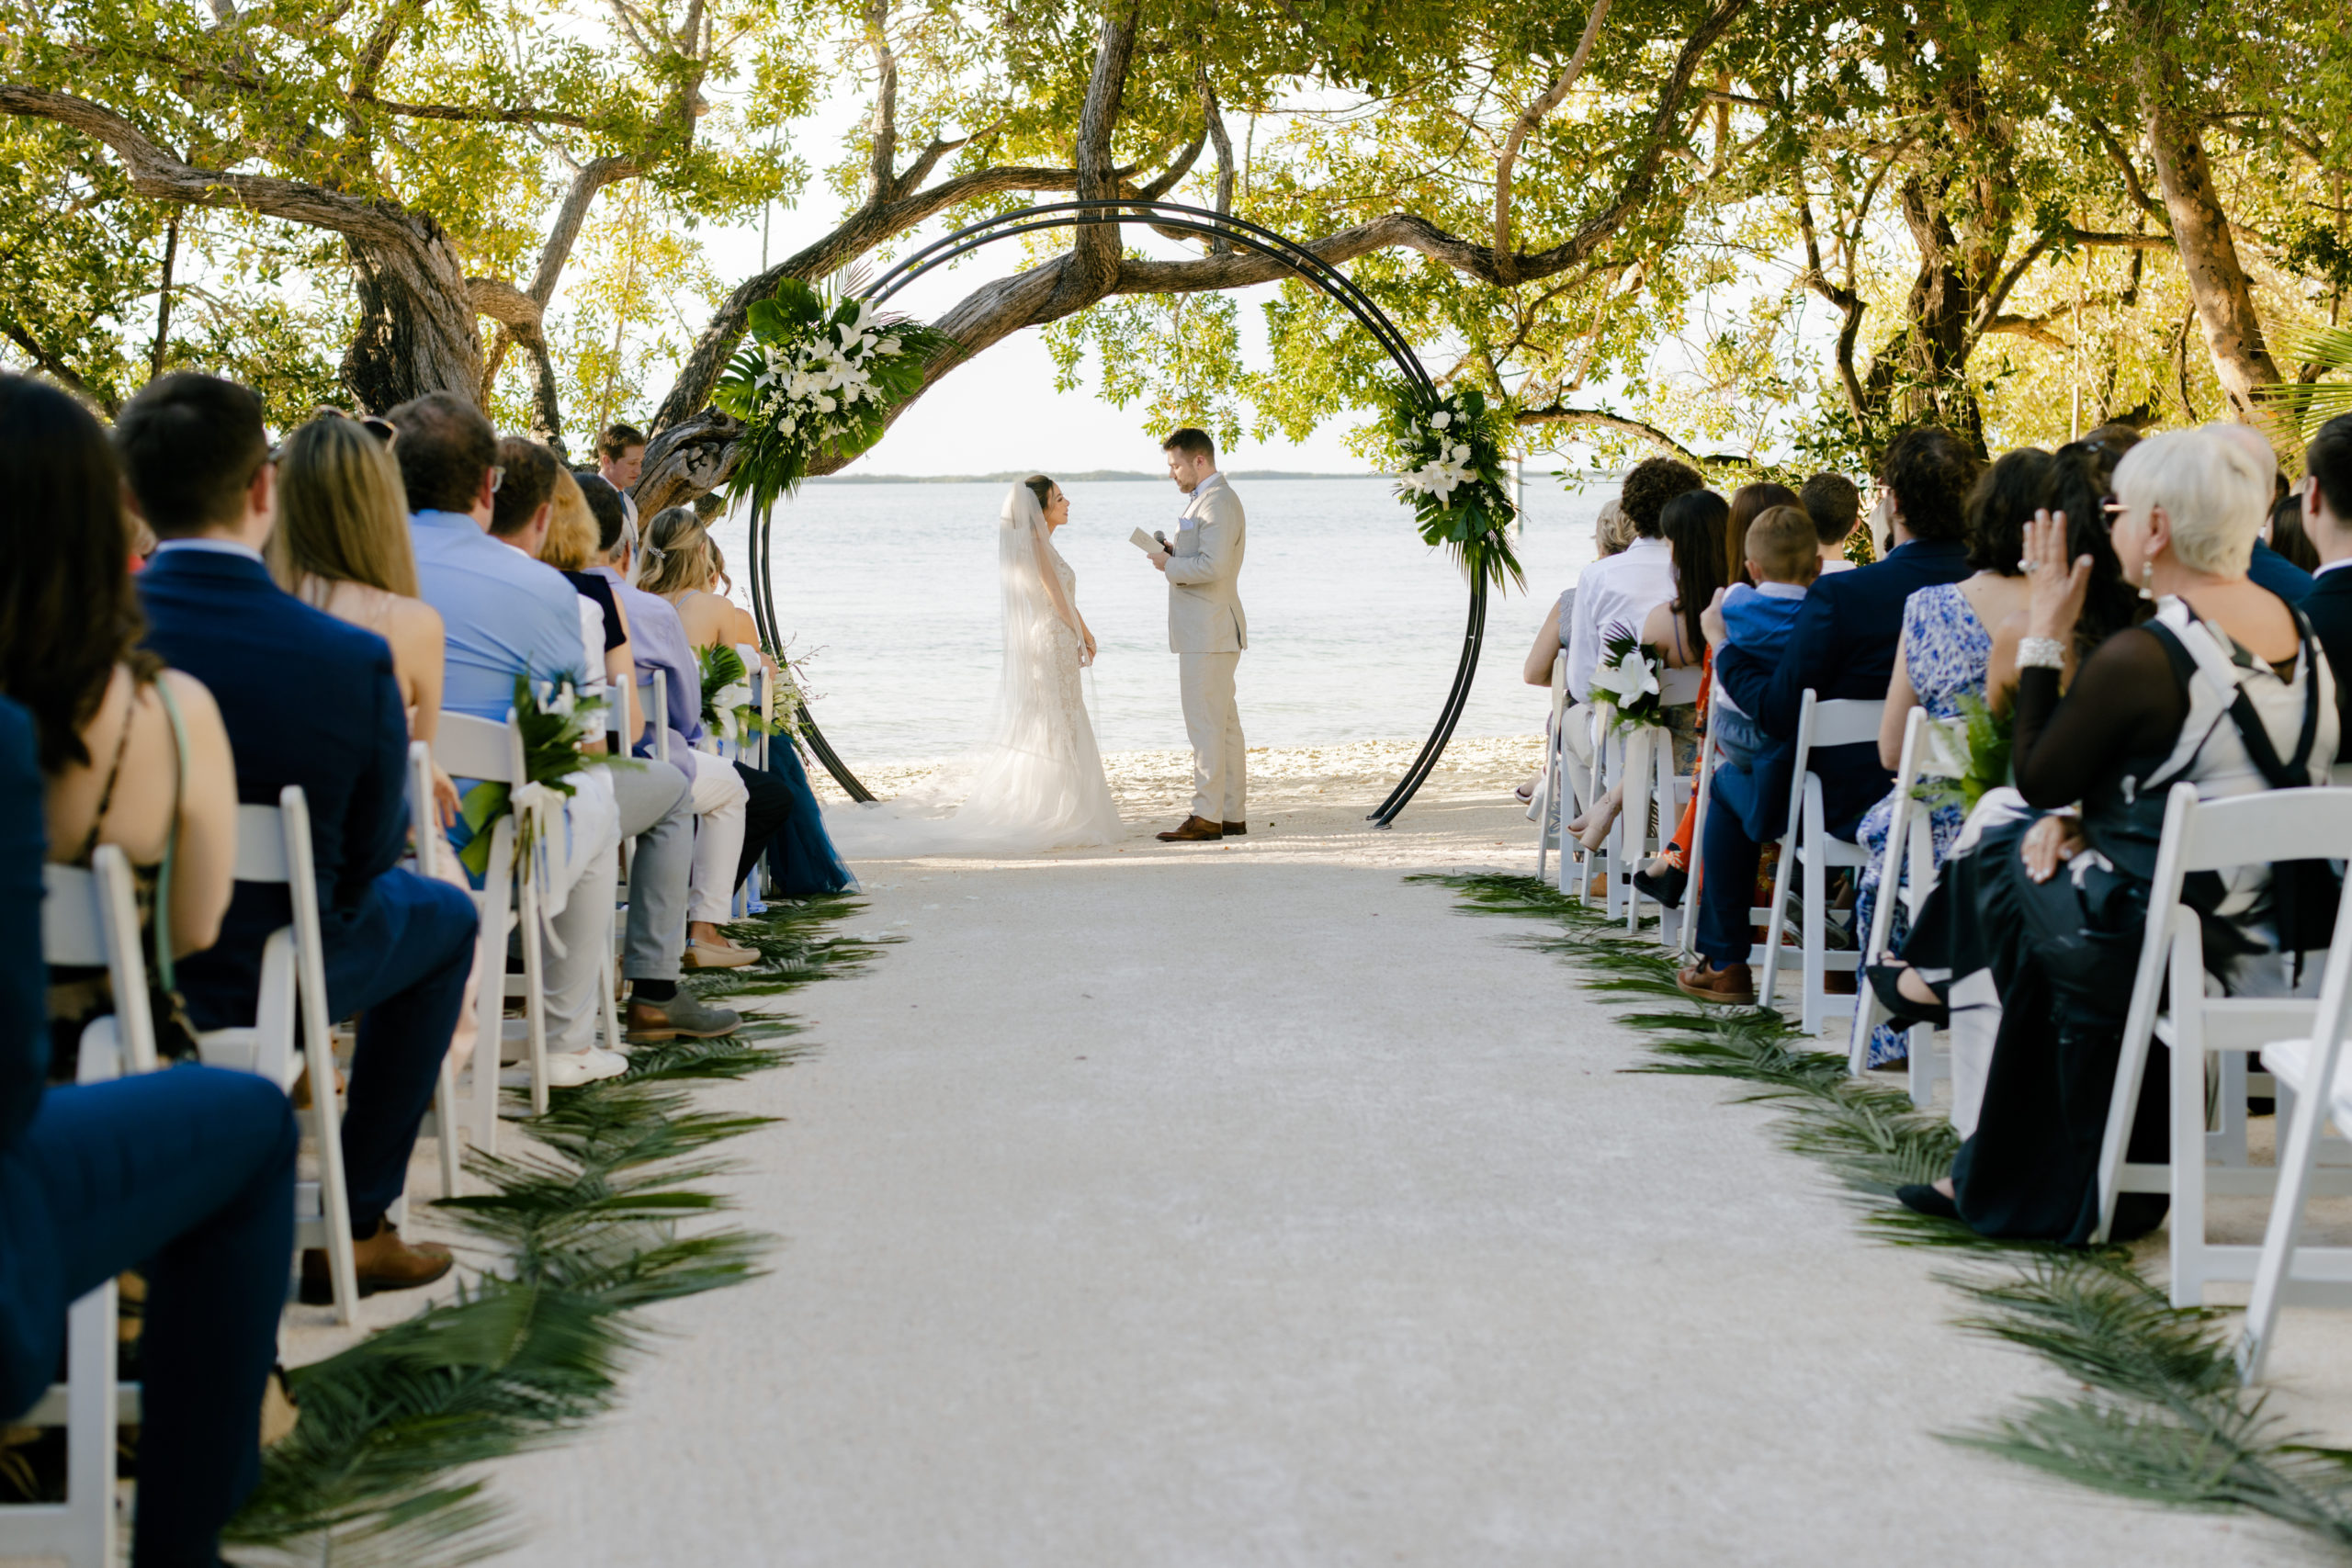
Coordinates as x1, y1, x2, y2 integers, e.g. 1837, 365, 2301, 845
808, 469, 1391, 485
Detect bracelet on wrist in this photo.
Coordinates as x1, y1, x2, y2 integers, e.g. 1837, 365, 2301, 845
2017, 636, 2067, 671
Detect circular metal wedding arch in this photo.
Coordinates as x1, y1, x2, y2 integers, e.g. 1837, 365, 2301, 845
745, 197, 1488, 830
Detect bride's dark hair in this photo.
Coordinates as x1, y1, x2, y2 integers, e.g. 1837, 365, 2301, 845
1023, 474, 1056, 511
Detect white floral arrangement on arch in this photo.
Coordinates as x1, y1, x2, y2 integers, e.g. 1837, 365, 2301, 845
1381, 381, 1524, 593
713, 277, 953, 530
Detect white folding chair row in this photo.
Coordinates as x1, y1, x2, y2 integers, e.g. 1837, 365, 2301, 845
436, 709, 549, 1140
195, 789, 363, 1322
1846, 707, 1969, 1106
2241, 865, 2352, 1381
1758, 691, 1883, 1036
2091, 784, 2352, 1309
6, 851, 155, 1566
1533, 653, 1567, 886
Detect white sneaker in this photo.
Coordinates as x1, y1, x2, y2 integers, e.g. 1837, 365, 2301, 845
505, 1047, 631, 1090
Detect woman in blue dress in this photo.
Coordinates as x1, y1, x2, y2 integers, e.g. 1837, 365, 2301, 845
1850, 451, 2043, 1065
762, 717, 858, 895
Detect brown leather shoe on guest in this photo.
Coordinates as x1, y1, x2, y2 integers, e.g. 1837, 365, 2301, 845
1674, 960, 1756, 1006
1221, 821, 1246, 836
300, 1219, 454, 1304
1156, 815, 1225, 842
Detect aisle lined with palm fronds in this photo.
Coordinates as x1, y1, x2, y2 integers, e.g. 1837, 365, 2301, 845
1425, 873, 2352, 1556
223, 895, 888, 1567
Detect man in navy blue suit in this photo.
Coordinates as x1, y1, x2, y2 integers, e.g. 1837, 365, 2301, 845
2297, 414, 2352, 727
119, 374, 475, 1303
1675, 427, 1982, 1004
0, 686, 298, 1566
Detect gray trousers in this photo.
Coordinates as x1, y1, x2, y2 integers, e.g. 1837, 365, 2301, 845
611, 758, 694, 983
1178, 650, 1245, 823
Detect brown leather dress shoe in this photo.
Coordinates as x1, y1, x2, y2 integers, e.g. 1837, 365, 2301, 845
1674, 960, 1756, 1006
1220, 821, 1246, 836
300, 1219, 455, 1304
1156, 815, 1224, 842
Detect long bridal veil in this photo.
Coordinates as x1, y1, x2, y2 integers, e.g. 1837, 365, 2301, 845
821, 482, 1123, 856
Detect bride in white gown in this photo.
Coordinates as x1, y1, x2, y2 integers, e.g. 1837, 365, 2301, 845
823, 477, 1123, 855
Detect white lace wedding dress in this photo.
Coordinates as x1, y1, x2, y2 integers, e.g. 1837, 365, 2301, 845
823, 483, 1123, 855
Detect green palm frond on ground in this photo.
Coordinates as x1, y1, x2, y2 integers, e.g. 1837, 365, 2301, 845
1421, 871, 2352, 1554
227, 896, 886, 1564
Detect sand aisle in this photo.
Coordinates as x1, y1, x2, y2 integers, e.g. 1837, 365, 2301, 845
492, 739, 2296, 1566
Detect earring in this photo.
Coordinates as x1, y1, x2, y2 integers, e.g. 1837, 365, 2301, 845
2138, 558, 2155, 601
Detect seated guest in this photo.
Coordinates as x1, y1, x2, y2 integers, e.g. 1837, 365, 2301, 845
1848, 449, 2043, 1067
1519, 500, 1634, 809
1885, 427, 2335, 1239
633, 504, 797, 949
498, 445, 746, 1032
122, 372, 474, 1300
268, 409, 485, 1070
0, 684, 298, 1568
1557, 459, 1702, 836
1800, 471, 1861, 574
1722, 481, 1798, 585
0, 377, 239, 1066
2204, 421, 2314, 602
2268, 490, 2321, 573
1677, 426, 1980, 1003
1710, 504, 1820, 773
2296, 413, 2352, 729
392, 393, 639, 1082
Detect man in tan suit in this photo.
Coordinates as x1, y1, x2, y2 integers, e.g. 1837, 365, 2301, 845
1148, 428, 1247, 841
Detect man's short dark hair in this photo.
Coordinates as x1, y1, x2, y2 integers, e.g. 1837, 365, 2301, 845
1619, 457, 1703, 537
1797, 472, 1860, 546
2307, 413, 2352, 526
574, 471, 629, 554
1876, 425, 1981, 544
387, 391, 497, 514
491, 436, 561, 537
599, 423, 645, 460
1161, 427, 1216, 462
113, 372, 269, 538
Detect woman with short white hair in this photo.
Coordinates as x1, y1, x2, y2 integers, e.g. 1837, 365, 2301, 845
1875, 425, 2336, 1242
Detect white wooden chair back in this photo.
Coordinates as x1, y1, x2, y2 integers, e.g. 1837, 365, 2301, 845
7, 851, 161, 1565
40, 847, 158, 1080
435, 710, 548, 1142
2092, 784, 2352, 1301
2239, 866, 2352, 1381
648, 669, 672, 764
191, 788, 363, 1322
1758, 691, 1882, 1035
1535, 653, 1567, 884
1846, 707, 1970, 1104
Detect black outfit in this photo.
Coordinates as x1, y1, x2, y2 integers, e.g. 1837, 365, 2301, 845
2299, 564, 2352, 736
1905, 601, 2331, 1242
733, 761, 795, 888
561, 570, 626, 651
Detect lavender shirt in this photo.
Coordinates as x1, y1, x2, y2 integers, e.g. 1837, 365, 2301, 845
589, 565, 704, 756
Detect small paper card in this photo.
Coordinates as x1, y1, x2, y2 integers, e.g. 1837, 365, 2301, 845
1129, 527, 1165, 554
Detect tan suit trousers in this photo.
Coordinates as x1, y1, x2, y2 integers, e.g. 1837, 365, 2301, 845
1178, 650, 1245, 823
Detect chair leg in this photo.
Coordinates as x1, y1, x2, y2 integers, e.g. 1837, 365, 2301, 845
2212, 1052, 2250, 1168
435, 1055, 460, 1199
2172, 1037, 2210, 1307
1801, 839, 1826, 1037
2243, 1075, 2332, 1382
1758, 832, 1797, 1010
520, 880, 550, 1118
65, 1282, 118, 1568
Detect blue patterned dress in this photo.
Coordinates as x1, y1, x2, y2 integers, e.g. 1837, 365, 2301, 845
1853, 582, 1991, 1066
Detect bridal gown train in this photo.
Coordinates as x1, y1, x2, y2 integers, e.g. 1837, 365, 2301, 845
822, 486, 1123, 856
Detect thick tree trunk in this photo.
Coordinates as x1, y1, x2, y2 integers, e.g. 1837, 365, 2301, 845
2143, 90, 2278, 419
341, 218, 484, 412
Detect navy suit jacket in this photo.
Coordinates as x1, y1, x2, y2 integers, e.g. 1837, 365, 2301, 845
1713, 537, 1973, 837
137, 547, 412, 1029
2250, 538, 2315, 604
0, 695, 44, 1149
2300, 566, 2352, 733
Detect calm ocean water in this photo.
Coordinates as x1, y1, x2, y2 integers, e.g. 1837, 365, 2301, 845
710, 476, 1609, 768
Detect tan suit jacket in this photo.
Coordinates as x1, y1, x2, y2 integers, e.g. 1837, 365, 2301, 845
1165, 473, 1247, 653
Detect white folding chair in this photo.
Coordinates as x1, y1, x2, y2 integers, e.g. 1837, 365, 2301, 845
2238, 868, 2352, 1381
402, 739, 464, 1201
1533, 653, 1567, 885
1758, 691, 1882, 1036
195, 789, 364, 1323
2090, 784, 2352, 1304
649, 669, 672, 764
5, 851, 157, 1566
1617, 666, 1703, 947
436, 710, 548, 1141
1846, 707, 1970, 1105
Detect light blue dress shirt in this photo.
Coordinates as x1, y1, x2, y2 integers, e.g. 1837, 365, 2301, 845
409, 509, 588, 720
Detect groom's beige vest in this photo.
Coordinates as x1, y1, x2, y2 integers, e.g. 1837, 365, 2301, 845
1165, 474, 1247, 654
